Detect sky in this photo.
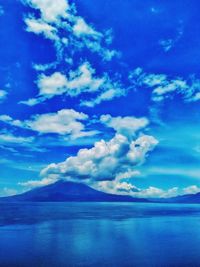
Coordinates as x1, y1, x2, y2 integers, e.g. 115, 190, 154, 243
1, 0, 200, 198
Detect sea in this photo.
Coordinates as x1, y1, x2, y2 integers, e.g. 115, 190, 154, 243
0, 202, 200, 267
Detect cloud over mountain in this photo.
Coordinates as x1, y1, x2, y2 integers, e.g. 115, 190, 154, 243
41, 133, 158, 183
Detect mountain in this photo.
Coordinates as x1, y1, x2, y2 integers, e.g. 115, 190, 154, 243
162, 192, 200, 203
148, 192, 200, 204
2, 180, 200, 203
0, 180, 148, 202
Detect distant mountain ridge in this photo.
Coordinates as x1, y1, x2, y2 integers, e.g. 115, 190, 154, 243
1, 180, 200, 203
160, 192, 200, 203
0, 180, 148, 202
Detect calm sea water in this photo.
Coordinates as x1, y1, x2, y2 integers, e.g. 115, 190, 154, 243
1, 202, 200, 267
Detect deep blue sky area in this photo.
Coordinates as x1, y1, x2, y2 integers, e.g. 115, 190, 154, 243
0, 0, 200, 198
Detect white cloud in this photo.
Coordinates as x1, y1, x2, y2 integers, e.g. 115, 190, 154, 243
81, 86, 124, 107
23, 0, 118, 65
93, 180, 139, 195
0, 109, 96, 139
0, 130, 46, 153
139, 72, 188, 97
0, 132, 33, 144
41, 133, 158, 182
115, 170, 141, 180
183, 185, 200, 195
190, 92, 200, 102
93, 179, 181, 198
141, 73, 167, 87
100, 114, 149, 136
24, 114, 158, 186
38, 72, 68, 96
25, 109, 88, 136
21, 0, 120, 110
66, 62, 105, 95
0, 115, 22, 126
90, 180, 179, 198
33, 62, 58, 71
132, 185, 200, 198
129, 68, 200, 102
19, 97, 44, 106
27, 0, 70, 23
20, 62, 121, 106
133, 186, 179, 198
21, 62, 105, 105
19, 177, 56, 188
25, 17, 58, 40
73, 17, 102, 38
153, 79, 187, 96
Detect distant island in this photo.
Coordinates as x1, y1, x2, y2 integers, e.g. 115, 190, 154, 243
1, 180, 200, 203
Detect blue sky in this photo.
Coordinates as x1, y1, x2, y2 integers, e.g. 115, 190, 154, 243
1, 0, 200, 198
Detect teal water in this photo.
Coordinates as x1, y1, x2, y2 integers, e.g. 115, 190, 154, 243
1, 202, 200, 266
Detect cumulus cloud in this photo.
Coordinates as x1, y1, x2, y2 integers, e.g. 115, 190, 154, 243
94, 180, 200, 198
94, 181, 179, 198
25, 109, 88, 136
0, 109, 96, 138
18, 113, 158, 190
93, 180, 139, 195
132, 185, 200, 198
40, 133, 158, 182
133, 186, 179, 198
100, 114, 149, 136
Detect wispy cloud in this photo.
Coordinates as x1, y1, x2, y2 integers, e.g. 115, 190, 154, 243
129, 67, 200, 103
159, 22, 184, 52
23, 0, 118, 63
20, 62, 118, 106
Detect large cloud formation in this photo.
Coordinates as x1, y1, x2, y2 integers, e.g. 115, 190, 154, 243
41, 133, 158, 182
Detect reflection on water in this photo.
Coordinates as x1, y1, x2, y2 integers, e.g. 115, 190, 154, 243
1, 202, 200, 266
